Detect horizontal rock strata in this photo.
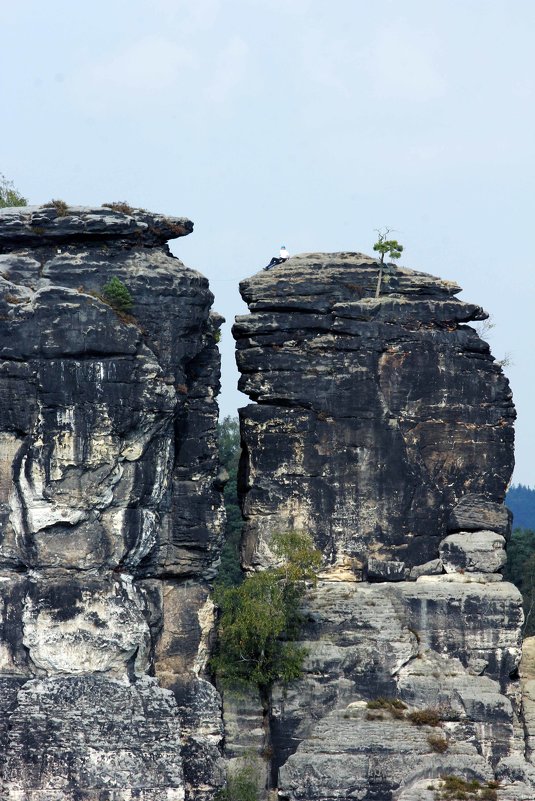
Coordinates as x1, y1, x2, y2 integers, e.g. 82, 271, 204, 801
233, 254, 533, 799
235, 253, 514, 575
0, 205, 224, 800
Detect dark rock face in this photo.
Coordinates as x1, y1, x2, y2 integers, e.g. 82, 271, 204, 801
234, 255, 535, 800
0, 205, 224, 800
235, 253, 514, 575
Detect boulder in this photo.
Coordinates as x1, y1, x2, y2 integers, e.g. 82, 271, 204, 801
440, 531, 507, 574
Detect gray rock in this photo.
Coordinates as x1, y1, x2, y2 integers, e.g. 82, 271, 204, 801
440, 530, 507, 574
268, 577, 523, 797
409, 559, 443, 579
367, 557, 408, 581
0, 205, 224, 800
448, 493, 512, 537
278, 706, 492, 801
2, 676, 185, 800
0, 204, 193, 246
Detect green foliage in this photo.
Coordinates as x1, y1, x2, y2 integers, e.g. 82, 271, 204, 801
504, 527, 535, 635
212, 531, 321, 690
101, 276, 134, 314
432, 775, 498, 800
0, 174, 27, 208
215, 763, 258, 801
372, 227, 403, 298
365, 697, 407, 721
373, 238, 403, 262
217, 416, 244, 587
372, 227, 404, 263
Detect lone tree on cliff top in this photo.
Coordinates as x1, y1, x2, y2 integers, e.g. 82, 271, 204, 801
373, 227, 403, 298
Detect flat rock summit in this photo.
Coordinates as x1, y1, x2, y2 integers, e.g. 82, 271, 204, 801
0, 209, 534, 800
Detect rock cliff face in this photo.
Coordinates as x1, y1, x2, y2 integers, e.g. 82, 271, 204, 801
234, 254, 535, 800
0, 205, 224, 800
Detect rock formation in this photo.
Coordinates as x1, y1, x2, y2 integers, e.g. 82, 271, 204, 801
0, 205, 225, 800
234, 254, 535, 800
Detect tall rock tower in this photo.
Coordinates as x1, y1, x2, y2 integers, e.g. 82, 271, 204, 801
0, 205, 225, 800
234, 254, 535, 800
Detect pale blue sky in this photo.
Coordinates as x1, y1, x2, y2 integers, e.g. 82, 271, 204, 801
1, 0, 534, 484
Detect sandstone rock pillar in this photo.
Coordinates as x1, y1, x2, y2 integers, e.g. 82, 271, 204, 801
0, 205, 224, 800
234, 254, 535, 800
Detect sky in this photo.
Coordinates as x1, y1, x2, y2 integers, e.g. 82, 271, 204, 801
1, 0, 534, 484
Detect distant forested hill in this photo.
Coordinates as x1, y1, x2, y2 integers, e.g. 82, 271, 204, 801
504, 487, 535, 636
506, 484, 535, 530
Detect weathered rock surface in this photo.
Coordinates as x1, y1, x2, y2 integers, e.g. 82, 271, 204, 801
440, 530, 507, 574
234, 254, 532, 799
0, 205, 224, 800
235, 253, 514, 575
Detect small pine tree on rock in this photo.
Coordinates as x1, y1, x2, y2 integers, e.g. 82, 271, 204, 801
102, 277, 133, 314
373, 227, 403, 298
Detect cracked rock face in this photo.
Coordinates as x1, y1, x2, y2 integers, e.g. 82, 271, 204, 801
234, 255, 534, 800
235, 253, 514, 575
0, 205, 224, 800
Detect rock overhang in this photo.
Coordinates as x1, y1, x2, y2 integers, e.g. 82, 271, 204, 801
0, 204, 193, 249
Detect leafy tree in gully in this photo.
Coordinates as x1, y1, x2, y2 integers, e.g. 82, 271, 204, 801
373, 227, 403, 298
211, 530, 322, 692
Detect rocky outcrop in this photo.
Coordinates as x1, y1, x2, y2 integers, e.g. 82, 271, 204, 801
235, 253, 514, 576
0, 205, 224, 800
234, 254, 534, 799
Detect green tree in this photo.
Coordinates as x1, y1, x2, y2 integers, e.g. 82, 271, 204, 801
373, 227, 403, 298
212, 531, 321, 691
0, 174, 27, 208
218, 416, 244, 587
101, 276, 134, 314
